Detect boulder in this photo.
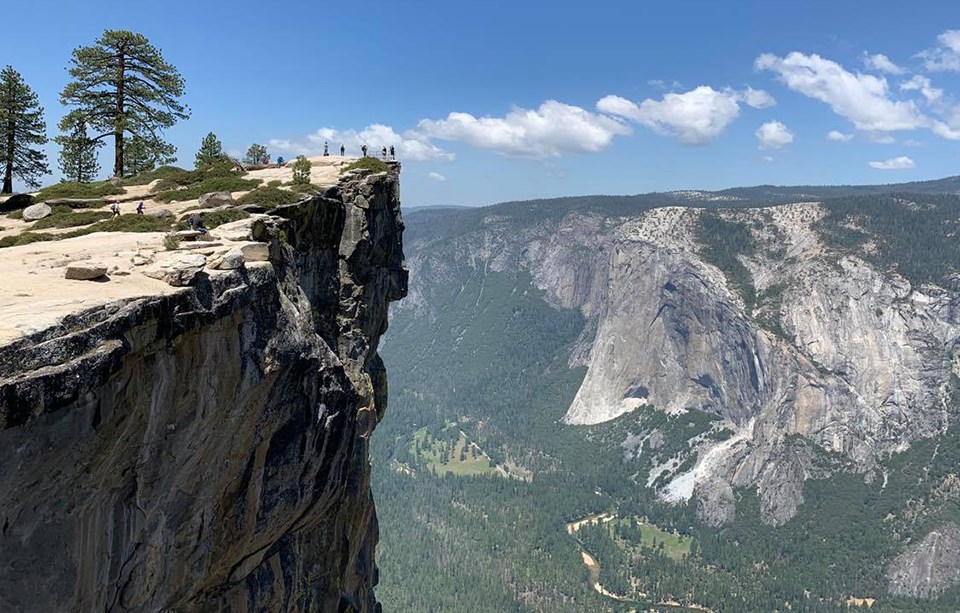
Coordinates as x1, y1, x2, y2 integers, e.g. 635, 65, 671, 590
64, 262, 108, 280
109, 176, 123, 187
241, 242, 270, 262
212, 219, 254, 242
146, 208, 174, 219
22, 203, 52, 221
142, 253, 207, 287
199, 191, 234, 208
209, 248, 246, 270
174, 230, 205, 241
0, 193, 34, 213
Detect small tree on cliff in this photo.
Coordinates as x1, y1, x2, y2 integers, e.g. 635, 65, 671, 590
0, 66, 48, 193
55, 111, 102, 183
195, 132, 224, 169
292, 155, 311, 185
244, 143, 267, 165
123, 133, 175, 177
60, 30, 189, 178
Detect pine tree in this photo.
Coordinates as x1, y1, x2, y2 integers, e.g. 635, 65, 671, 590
292, 155, 311, 185
0, 66, 48, 193
54, 111, 101, 183
244, 143, 267, 165
195, 132, 223, 169
124, 134, 175, 177
60, 30, 189, 178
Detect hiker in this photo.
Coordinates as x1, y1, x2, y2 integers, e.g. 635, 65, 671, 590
389, 145, 395, 160
262, 154, 270, 165
340, 144, 345, 156
361, 144, 368, 157
381, 146, 387, 159
188, 213, 208, 235
110, 202, 121, 217
323, 142, 329, 156
136, 201, 144, 215
277, 156, 284, 167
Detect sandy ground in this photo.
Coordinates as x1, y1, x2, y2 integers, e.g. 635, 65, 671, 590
0, 157, 365, 345
0, 231, 178, 343
245, 155, 359, 185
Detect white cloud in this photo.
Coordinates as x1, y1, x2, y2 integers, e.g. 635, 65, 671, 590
755, 120, 794, 149
762, 156, 775, 162
755, 52, 926, 132
919, 30, 960, 72
827, 130, 854, 142
900, 75, 944, 103
427, 172, 447, 182
864, 53, 905, 75
868, 156, 915, 170
414, 100, 630, 158
866, 133, 896, 144
739, 86, 777, 109
598, 86, 743, 145
269, 124, 453, 162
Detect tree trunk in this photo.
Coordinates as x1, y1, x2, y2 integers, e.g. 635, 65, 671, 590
2, 118, 13, 193
113, 52, 125, 178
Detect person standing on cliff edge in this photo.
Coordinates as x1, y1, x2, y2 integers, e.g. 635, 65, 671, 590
340, 144, 345, 156
389, 145, 395, 160
362, 144, 368, 157
323, 142, 329, 156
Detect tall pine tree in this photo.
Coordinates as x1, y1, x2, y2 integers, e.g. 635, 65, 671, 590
0, 66, 48, 193
60, 30, 189, 178
55, 111, 101, 183
195, 132, 223, 169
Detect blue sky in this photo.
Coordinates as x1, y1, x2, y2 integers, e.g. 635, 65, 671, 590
3, 0, 960, 205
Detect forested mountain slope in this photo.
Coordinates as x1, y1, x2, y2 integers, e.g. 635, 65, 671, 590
374, 182, 960, 612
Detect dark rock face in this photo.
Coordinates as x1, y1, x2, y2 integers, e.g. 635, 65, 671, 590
0, 168, 406, 611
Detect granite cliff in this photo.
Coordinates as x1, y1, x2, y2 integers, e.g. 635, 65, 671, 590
394, 188, 960, 601
0, 164, 406, 611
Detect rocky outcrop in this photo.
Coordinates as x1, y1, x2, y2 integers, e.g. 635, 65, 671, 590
0, 166, 406, 611
887, 523, 960, 598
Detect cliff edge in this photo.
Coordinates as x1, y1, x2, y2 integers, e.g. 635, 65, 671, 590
0, 164, 406, 611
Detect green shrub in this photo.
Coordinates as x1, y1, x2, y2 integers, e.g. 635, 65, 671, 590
36, 181, 124, 201
31, 210, 113, 229
0, 232, 58, 248
163, 233, 180, 251
151, 179, 182, 193
7, 209, 24, 220
291, 183, 322, 195
267, 180, 283, 188
125, 165, 196, 186
60, 199, 108, 209
343, 157, 390, 174
154, 175, 261, 203
237, 186, 302, 207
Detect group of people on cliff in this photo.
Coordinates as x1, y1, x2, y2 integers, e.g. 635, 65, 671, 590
270, 144, 396, 168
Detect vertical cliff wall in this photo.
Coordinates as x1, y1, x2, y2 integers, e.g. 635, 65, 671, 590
0, 166, 406, 611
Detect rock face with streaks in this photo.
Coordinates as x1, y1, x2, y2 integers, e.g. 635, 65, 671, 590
0, 165, 406, 612
400, 199, 960, 529
887, 523, 960, 598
